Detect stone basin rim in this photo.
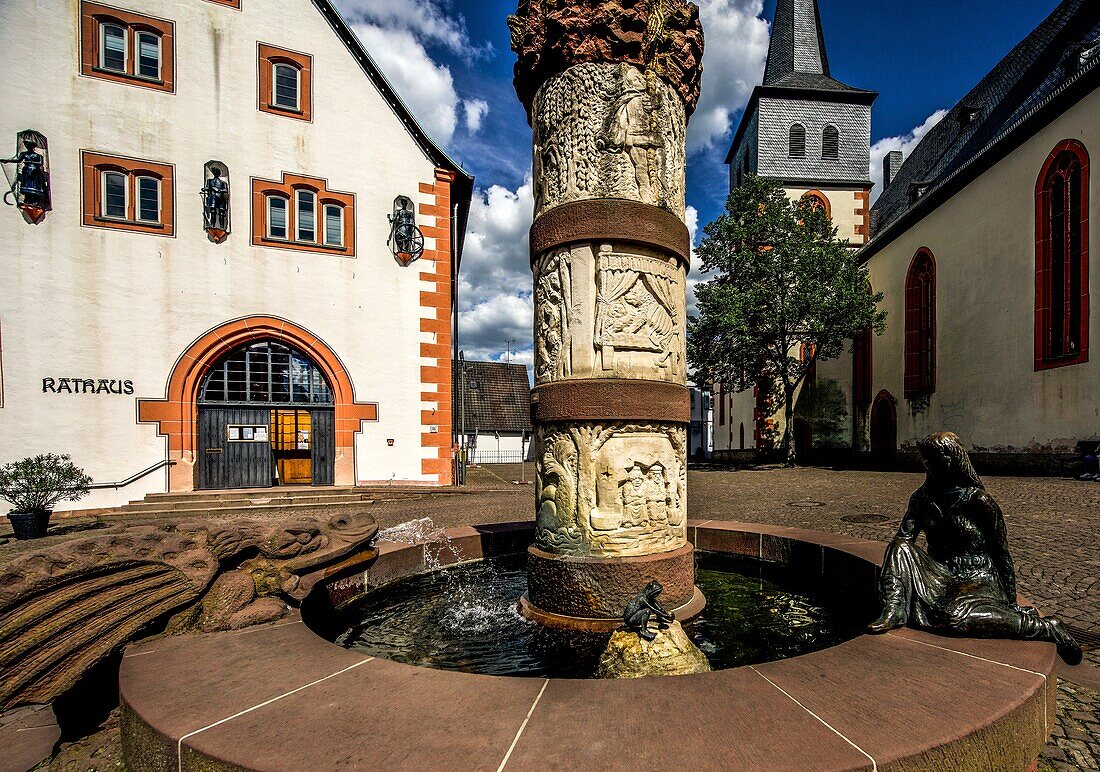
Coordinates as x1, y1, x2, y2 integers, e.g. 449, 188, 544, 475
119, 520, 1057, 772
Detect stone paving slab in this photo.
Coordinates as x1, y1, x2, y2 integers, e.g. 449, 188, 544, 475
0, 703, 60, 772
504, 667, 874, 771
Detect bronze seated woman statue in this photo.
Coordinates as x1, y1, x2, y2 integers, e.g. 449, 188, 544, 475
867, 432, 1082, 665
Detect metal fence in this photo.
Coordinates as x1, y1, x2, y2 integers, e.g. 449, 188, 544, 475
470, 449, 528, 465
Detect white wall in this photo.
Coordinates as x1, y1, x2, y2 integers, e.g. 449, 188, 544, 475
0, 0, 448, 507
866, 88, 1100, 453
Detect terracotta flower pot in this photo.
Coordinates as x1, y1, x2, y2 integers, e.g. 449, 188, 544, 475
7, 509, 51, 540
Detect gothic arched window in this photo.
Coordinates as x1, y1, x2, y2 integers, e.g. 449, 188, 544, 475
822, 125, 840, 159
789, 124, 806, 158
1035, 140, 1089, 370
904, 249, 936, 398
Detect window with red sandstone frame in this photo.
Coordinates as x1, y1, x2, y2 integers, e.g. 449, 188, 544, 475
1035, 140, 1090, 370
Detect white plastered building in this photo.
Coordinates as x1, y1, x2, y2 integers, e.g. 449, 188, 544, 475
0, 0, 472, 509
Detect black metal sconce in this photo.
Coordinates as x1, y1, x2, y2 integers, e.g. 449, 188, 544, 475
388, 195, 425, 266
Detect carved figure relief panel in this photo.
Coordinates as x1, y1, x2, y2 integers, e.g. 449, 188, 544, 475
594, 245, 686, 382
534, 250, 575, 384
534, 422, 687, 558
532, 62, 686, 219
534, 243, 686, 386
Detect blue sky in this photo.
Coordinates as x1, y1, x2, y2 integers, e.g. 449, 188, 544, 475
331, 0, 1062, 365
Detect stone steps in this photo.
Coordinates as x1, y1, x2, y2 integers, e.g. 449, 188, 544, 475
101, 498, 387, 521
120, 493, 378, 513
57, 485, 466, 521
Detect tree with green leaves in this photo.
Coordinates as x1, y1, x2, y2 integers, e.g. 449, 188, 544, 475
688, 175, 886, 467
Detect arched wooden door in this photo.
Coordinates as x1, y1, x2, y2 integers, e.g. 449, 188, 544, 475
870, 392, 897, 458
197, 340, 336, 489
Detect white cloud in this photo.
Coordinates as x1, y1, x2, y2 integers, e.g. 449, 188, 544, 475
457, 178, 535, 361
462, 99, 490, 134
458, 293, 532, 363
869, 109, 949, 202
459, 177, 534, 309
333, 0, 491, 60
688, 0, 771, 154
336, 0, 495, 146
350, 24, 460, 145
684, 205, 716, 318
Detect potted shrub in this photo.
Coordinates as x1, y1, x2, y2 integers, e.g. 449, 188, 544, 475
0, 454, 92, 539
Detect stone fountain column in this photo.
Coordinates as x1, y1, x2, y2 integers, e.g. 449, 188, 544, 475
510, 0, 705, 628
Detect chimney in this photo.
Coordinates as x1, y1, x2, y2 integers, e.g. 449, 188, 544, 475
883, 151, 903, 190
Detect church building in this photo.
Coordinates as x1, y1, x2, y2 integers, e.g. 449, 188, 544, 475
0, 0, 472, 509
716, 0, 1100, 473
716, 0, 876, 459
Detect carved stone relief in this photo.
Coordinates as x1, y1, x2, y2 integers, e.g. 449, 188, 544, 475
534, 422, 687, 558
534, 250, 575, 385
594, 246, 686, 381
533, 62, 686, 218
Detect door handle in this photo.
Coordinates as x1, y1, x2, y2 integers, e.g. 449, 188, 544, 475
205, 448, 223, 454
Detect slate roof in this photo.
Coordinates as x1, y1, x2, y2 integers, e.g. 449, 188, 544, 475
762, 0, 871, 96
725, 0, 875, 165
453, 361, 533, 434
867, 0, 1100, 252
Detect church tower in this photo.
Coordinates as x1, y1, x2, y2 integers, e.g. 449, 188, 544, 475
726, 0, 877, 245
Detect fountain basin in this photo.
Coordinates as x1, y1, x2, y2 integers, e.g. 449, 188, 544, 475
119, 521, 1056, 771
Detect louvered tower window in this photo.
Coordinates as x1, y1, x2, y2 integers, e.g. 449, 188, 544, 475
789, 124, 806, 158
822, 125, 840, 159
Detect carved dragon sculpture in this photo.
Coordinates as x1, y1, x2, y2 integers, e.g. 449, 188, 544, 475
0, 512, 378, 711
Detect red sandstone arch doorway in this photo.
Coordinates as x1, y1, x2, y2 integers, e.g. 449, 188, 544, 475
138, 316, 378, 492
870, 391, 897, 458
197, 341, 336, 489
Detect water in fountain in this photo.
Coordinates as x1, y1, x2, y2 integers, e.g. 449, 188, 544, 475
375, 518, 515, 634
325, 550, 866, 678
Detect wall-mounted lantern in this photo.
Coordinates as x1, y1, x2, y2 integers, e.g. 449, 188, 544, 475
2, 130, 52, 225
388, 195, 424, 266
201, 161, 231, 243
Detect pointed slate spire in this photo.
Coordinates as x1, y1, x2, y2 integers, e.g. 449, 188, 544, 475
763, 0, 832, 85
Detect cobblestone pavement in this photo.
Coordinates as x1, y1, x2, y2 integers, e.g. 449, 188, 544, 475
4, 464, 1098, 768
1041, 651, 1100, 770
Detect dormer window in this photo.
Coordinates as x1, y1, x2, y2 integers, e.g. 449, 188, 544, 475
958, 104, 983, 129
789, 124, 806, 158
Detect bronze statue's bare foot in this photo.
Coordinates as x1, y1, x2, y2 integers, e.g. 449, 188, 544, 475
867, 608, 905, 634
